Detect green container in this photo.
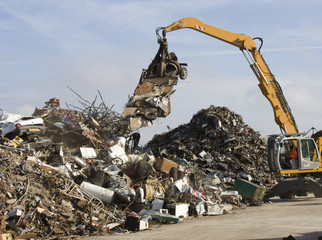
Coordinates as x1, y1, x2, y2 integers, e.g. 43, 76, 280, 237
233, 178, 266, 201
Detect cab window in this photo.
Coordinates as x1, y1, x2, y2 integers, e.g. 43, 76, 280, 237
300, 139, 318, 162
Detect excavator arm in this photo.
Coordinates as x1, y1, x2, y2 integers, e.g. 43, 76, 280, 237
157, 18, 322, 199
159, 17, 298, 134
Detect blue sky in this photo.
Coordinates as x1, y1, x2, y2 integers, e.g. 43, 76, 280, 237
1, 0, 322, 144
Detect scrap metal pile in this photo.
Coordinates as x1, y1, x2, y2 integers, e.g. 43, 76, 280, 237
0, 95, 131, 239
148, 105, 276, 188
0, 93, 276, 239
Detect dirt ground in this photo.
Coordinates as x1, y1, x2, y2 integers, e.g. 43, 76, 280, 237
83, 194, 322, 240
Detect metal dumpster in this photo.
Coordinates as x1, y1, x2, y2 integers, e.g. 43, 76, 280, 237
233, 178, 266, 201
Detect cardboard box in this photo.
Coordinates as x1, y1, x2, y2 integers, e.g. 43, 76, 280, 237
154, 157, 178, 173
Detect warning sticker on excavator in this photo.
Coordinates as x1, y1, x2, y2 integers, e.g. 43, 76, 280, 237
195, 25, 205, 31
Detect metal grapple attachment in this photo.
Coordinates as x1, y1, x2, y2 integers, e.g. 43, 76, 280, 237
122, 37, 188, 130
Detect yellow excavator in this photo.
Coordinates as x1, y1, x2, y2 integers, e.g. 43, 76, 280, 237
157, 17, 322, 199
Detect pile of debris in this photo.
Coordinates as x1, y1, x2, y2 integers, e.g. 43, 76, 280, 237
0, 147, 124, 239
0, 95, 274, 239
148, 105, 275, 188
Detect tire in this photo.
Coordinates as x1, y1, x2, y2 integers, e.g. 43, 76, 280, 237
295, 190, 308, 197
313, 188, 322, 198
279, 191, 295, 199
314, 192, 322, 198
111, 158, 123, 166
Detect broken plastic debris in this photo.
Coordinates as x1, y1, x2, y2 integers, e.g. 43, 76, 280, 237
108, 144, 129, 165
80, 147, 97, 158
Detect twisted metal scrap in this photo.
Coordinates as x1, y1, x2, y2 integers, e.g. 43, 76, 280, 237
66, 86, 131, 139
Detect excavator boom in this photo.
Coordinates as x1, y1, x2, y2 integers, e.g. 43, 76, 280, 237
160, 17, 298, 134
163, 17, 256, 50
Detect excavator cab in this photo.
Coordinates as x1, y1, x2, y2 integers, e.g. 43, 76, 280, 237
268, 134, 320, 173
266, 134, 322, 199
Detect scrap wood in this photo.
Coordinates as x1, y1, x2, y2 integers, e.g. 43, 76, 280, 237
59, 178, 105, 212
